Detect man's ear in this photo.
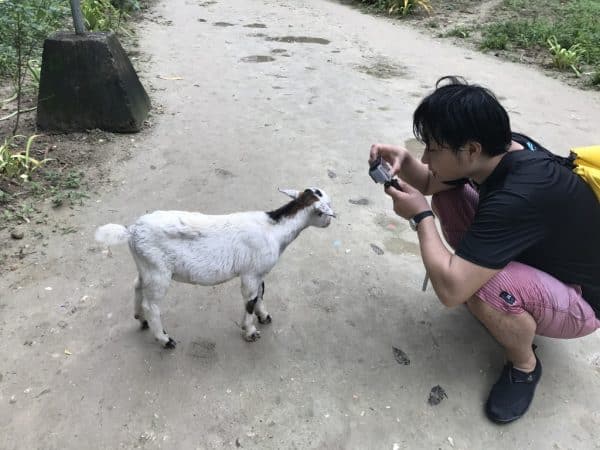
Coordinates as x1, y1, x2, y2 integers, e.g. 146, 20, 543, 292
466, 141, 483, 160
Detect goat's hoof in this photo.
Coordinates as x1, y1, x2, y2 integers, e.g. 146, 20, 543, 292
164, 337, 177, 349
140, 320, 149, 330
244, 331, 261, 342
258, 314, 272, 325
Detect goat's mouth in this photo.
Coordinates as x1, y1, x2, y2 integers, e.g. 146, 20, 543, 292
317, 212, 336, 218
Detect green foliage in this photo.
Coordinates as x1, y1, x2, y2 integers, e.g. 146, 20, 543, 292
480, 0, 600, 66
480, 20, 551, 50
0, 135, 50, 181
0, 188, 12, 204
111, 0, 140, 12
445, 26, 471, 39
81, 0, 128, 32
42, 169, 87, 208
547, 36, 585, 76
0, 0, 68, 78
358, 0, 433, 16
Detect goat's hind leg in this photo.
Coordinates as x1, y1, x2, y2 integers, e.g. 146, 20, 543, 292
133, 275, 148, 329
141, 278, 176, 348
255, 282, 272, 325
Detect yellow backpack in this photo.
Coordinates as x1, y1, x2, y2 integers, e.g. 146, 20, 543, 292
571, 146, 600, 202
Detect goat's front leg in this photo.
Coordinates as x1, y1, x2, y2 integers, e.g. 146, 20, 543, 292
240, 275, 263, 342
255, 282, 272, 325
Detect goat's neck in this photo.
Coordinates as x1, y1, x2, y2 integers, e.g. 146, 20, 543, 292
272, 210, 311, 253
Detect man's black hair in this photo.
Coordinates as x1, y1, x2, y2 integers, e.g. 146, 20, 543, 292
413, 76, 512, 156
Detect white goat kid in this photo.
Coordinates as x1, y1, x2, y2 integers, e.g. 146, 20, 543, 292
95, 187, 335, 348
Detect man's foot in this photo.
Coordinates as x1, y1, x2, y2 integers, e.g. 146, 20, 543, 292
485, 351, 542, 424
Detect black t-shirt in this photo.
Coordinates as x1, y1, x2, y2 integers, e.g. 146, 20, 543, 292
456, 134, 600, 316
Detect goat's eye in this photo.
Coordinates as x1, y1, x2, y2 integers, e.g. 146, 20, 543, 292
314, 189, 322, 197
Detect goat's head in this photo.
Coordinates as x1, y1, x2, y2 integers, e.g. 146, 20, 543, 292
278, 187, 335, 228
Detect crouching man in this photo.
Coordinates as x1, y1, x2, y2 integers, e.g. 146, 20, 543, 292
370, 76, 600, 423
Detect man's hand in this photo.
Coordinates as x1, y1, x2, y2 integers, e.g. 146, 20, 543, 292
384, 179, 430, 219
369, 143, 406, 176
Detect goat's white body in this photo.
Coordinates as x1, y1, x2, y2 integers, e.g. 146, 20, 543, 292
128, 210, 283, 286
95, 188, 333, 347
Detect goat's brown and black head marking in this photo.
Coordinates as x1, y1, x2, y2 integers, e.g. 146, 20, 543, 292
268, 188, 335, 225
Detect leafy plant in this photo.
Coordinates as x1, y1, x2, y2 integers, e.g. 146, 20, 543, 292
43, 170, 88, 207
26, 58, 41, 84
0, 189, 12, 204
547, 36, 585, 76
111, 0, 140, 12
480, 29, 510, 50
51, 190, 88, 207
81, 0, 129, 32
388, 0, 432, 16
0, 0, 68, 133
445, 26, 471, 39
0, 135, 51, 181
358, 0, 432, 16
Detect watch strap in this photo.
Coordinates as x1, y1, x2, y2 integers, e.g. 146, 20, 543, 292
411, 210, 434, 226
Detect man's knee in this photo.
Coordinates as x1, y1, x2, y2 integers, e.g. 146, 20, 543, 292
466, 295, 487, 316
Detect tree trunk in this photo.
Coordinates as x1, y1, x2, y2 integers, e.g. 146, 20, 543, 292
70, 0, 86, 35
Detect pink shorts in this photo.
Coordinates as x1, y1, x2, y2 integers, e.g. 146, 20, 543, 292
431, 184, 600, 339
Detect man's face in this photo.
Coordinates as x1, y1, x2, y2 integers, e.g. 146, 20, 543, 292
421, 140, 470, 183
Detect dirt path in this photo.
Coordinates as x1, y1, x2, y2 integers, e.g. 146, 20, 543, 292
1, 0, 600, 448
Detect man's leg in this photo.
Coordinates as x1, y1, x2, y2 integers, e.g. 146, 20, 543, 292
431, 183, 478, 250
469, 261, 600, 423
466, 297, 537, 372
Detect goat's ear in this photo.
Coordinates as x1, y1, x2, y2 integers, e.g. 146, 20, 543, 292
278, 188, 299, 199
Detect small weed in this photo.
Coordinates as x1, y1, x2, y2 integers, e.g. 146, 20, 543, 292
14, 202, 36, 223
358, 0, 433, 16
43, 170, 62, 186
388, 0, 433, 16
547, 36, 585, 76
63, 171, 82, 189
0, 189, 12, 204
51, 189, 89, 208
27, 181, 45, 196
0, 135, 51, 182
480, 28, 510, 50
2, 209, 14, 222
445, 26, 471, 39
36, 169, 89, 208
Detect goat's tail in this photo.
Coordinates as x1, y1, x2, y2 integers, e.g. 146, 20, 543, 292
95, 224, 130, 246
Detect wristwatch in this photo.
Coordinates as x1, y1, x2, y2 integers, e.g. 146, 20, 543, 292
409, 210, 434, 231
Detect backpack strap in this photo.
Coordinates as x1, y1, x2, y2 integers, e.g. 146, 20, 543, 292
511, 132, 574, 169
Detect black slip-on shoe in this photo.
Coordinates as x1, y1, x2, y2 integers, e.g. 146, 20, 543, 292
485, 352, 542, 424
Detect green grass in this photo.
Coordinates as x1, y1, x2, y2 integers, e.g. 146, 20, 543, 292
480, 0, 600, 66
444, 26, 472, 39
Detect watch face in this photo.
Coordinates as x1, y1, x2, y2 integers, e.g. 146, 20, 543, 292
409, 218, 417, 231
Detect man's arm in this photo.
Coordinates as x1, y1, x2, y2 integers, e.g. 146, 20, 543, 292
383, 180, 500, 306
417, 216, 499, 306
370, 143, 453, 195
